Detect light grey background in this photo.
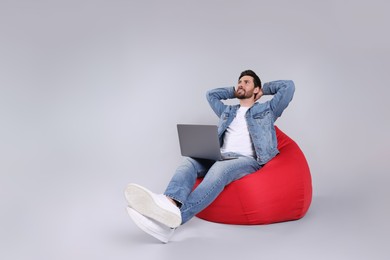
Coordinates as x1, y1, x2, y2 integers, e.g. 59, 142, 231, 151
1, 0, 389, 259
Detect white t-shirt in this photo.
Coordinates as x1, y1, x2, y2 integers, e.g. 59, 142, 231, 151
220, 106, 256, 158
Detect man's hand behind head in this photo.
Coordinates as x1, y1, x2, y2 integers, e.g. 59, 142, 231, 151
254, 88, 263, 102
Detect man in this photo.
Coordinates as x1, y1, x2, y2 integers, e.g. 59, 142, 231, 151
125, 70, 295, 243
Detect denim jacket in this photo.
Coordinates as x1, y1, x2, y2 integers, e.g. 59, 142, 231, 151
206, 80, 295, 165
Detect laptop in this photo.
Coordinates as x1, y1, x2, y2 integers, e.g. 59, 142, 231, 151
177, 124, 238, 161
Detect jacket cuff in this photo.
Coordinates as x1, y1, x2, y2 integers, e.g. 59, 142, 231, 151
261, 82, 272, 95
228, 86, 236, 98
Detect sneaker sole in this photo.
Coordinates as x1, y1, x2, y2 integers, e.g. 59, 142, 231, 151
126, 207, 172, 243
125, 184, 181, 228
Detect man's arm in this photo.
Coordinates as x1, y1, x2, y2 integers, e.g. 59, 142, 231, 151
262, 80, 295, 120
206, 87, 235, 117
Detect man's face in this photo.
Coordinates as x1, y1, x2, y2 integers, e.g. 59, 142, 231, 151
236, 75, 257, 99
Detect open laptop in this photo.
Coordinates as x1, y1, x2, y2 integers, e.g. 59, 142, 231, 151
177, 124, 238, 161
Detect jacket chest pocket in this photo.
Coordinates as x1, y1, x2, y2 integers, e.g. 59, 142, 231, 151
252, 111, 273, 126
218, 112, 230, 133
222, 112, 229, 120
219, 112, 230, 125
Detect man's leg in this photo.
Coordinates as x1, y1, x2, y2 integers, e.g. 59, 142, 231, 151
125, 157, 212, 228
164, 157, 214, 207
179, 154, 261, 224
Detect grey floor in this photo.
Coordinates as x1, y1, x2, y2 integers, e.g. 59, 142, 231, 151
2, 165, 389, 260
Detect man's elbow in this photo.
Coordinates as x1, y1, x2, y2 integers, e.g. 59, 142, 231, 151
205, 90, 213, 103
286, 80, 295, 96
286, 80, 295, 89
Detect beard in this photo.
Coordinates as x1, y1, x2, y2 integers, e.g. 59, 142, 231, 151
236, 89, 253, 99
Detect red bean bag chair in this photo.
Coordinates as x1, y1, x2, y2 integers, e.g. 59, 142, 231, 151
194, 126, 312, 225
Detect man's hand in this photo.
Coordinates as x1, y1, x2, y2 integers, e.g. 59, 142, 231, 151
254, 88, 263, 102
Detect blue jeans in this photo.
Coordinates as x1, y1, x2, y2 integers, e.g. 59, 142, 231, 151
164, 153, 262, 224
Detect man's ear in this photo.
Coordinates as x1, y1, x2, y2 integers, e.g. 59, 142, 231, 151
254, 86, 260, 94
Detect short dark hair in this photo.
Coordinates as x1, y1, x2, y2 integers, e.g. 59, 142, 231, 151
239, 70, 262, 88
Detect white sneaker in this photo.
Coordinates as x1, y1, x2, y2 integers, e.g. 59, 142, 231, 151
126, 207, 175, 243
124, 183, 182, 228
